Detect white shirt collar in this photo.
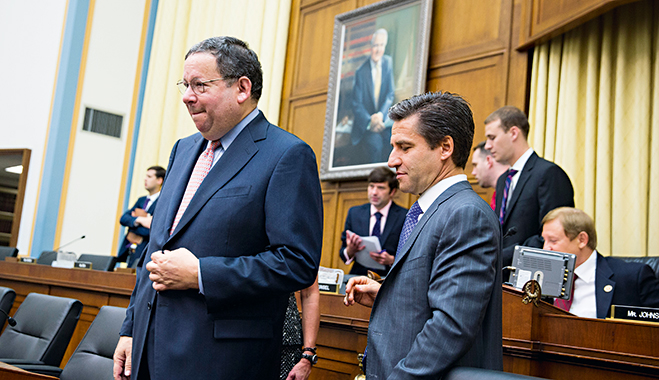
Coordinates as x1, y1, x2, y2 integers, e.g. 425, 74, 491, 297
574, 249, 597, 284
371, 200, 393, 218
147, 191, 160, 204
417, 174, 468, 213
511, 147, 534, 172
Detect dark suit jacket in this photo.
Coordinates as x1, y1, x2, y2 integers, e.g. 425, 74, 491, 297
117, 196, 159, 267
339, 202, 407, 276
595, 253, 659, 318
495, 152, 574, 267
351, 55, 395, 146
120, 111, 323, 379
366, 181, 503, 379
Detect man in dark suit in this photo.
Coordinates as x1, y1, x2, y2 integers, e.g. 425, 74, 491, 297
339, 167, 406, 276
350, 28, 396, 165
112, 37, 323, 380
542, 207, 659, 318
116, 166, 165, 267
484, 106, 574, 267
345, 92, 502, 378
470, 141, 509, 210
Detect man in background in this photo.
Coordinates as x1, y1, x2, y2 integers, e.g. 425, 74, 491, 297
340, 167, 407, 276
113, 36, 322, 380
542, 207, 659, 318
351, 28, 396, 164
484, 106, 574, 267
345, 92, 502, 378
116, 166, 165, 267
471, 141, 508, 210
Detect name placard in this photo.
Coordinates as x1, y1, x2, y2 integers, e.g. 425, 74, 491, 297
318, 267, 344, 294
74, 261, 93, 270
19, 257, 36, 264
611, 305, 659, 323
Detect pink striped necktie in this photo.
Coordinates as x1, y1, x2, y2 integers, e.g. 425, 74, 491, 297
170, 140, 221, 235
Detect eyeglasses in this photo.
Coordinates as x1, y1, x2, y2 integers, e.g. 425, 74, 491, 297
176, 78, 223, 95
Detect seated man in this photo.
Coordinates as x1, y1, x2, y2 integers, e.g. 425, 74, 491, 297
116, 165, 165, 267
542, 207, 659, 318
340, 167, 407, 276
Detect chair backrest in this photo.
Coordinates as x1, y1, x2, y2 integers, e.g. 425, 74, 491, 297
617, 256, 659, 278
77, 254, 117, 271
445, 367, 550, 380
59, 305, 127, 380
0, 246, 18, 259
0, 293, 82, 366
37, 250, 58, 265
0, 286, 16, 328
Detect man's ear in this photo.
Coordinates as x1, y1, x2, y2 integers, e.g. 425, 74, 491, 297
485, 155, 494, 168
509, 126, 520, 142
438, 136, 454, 161
577, 231, 589, 249
236, 77, 252, 104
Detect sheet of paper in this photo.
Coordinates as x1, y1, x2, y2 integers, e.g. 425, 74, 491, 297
347, 230, 385, 270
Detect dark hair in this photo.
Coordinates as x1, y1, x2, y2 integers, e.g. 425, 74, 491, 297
147, 166, 166, 180
388, 91, 474, 169
484, 106, 529, 139
185, 36, 263, 101
473, 141, 491, 156
368, 167, 398, 191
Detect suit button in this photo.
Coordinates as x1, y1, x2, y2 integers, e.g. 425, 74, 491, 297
147, 302, 152, 310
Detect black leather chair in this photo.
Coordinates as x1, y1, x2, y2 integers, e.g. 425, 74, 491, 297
21, 305, 127, 379
0, 286, 16, 328
0, 246, 18, 260
445, 367, 549, 380
618, 256, 659, 278
37, 250, 58, 265
0, 293, 82, 368
77, 254, 117, 271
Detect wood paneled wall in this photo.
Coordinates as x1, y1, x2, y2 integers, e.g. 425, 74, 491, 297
280, 0, 529, 275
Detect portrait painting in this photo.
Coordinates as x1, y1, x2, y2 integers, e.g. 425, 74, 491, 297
320, 0, 432, 180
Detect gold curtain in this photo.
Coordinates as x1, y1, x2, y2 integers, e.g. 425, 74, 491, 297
128, 0, 291, 204
529, 0, 659, 257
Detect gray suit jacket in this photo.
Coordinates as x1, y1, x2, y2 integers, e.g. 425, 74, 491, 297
366, 181, 503, 379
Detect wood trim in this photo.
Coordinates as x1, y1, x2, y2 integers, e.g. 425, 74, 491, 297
518, 0, 640, 50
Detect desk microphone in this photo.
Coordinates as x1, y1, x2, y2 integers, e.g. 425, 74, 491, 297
54, 235, 86, 251
503, 227, 517, 239
0, 309, 16, 327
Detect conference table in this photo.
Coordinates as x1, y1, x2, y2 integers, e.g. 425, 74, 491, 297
1, 260, 658, 379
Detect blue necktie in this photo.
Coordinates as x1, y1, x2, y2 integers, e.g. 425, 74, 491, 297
396, 202, 423, 254
499, 169, 518, 225
371, 212, 382, 238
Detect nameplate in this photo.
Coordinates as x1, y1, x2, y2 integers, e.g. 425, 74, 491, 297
318, 283, 339, 293
18, 257, 36, 264
318, 266, 344, 295
611, 305, 659, 323
74, 261, 93, 270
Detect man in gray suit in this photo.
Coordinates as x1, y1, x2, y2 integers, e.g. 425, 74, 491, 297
345, 91, 502, 379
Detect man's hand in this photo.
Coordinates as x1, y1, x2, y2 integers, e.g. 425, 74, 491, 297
344, 276, 380, 308
369, 250, 395, 266
135, 215, 153, 229
146, 248, 199, 292
345, 231, 365, 257
113, 336, 132, 380
286, 359, 312, 380
131, 208, 148, 217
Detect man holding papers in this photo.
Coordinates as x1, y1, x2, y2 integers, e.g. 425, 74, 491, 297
340, 167, 407, 276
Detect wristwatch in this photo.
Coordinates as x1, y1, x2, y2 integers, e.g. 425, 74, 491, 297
301, 352, 318, 365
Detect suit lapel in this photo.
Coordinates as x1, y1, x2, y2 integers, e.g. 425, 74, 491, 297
167, 116, 264, 240
504, 152, 537, 225
390, 182, 470, 270
595, 254, 615, 318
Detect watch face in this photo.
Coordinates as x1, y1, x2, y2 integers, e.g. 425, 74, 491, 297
302, 353, 318, 365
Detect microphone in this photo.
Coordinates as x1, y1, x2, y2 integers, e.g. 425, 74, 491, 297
54, 235, 86, 251
503, 227, 517, 239
0, 309, 16, 327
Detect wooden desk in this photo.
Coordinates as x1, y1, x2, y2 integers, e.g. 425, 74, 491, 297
0, 261, 135, 368
0, 361, 59, 380
2, 262, 658, 379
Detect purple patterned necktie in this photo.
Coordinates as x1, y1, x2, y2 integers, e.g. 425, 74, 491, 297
499, 169, 518, 225
554, 274, 578, 312
396, 202, 423, 254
